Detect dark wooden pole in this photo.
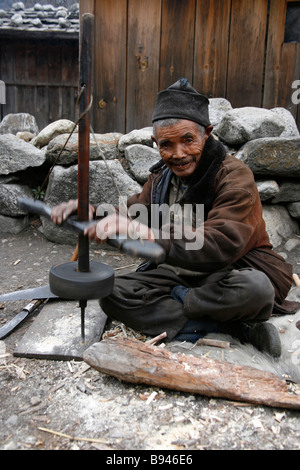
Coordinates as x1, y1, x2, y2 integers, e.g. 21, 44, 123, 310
78, 13, 94, 273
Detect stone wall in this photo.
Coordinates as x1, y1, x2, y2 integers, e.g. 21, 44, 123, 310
0, 103, 299, 256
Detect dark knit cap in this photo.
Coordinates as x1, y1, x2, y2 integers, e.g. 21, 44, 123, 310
152, 78, 211, 127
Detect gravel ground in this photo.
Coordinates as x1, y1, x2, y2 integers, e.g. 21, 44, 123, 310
0, 221, 300, 452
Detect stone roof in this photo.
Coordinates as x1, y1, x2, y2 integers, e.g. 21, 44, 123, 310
0, 2, 79, 37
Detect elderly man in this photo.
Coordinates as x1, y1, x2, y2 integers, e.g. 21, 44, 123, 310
51, 78, 295, 357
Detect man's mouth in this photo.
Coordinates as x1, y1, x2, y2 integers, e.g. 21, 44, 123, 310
171, 159, 193, 169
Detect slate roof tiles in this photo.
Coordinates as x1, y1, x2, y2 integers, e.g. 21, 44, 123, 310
0, 2, 79, 35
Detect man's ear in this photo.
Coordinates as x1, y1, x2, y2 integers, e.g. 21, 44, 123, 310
205, 125, 213, 138
151, 135, 157, 145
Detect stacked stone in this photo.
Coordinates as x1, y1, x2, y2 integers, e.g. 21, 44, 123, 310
210, 101, 300, 251
0, 103, 299, 254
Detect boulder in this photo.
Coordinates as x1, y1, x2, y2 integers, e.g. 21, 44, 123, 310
42, 160, 142, 243
215, 107, 285, 146
16, 131, 35, 142
0, 214, 29, 234
235, 137, 300, 177
31, 119, 78, 148
0, 134, 46, 175
208, 98, 232, 127
125, 144, 161, 183
270, 108, 299, 138
287, 202, 300, 219
0, 113, 38, 136
262, 205, 299, 248
271, 180, 300, 204
45, 132, 122, 165
118, 127, 154, 153
256, 180, 280, 201
0, 183, 33, 216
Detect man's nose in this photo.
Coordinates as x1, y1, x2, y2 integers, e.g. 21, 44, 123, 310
173, 144, 186, 158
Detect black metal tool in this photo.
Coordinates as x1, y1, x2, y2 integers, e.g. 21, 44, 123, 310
17, 197, 166, 264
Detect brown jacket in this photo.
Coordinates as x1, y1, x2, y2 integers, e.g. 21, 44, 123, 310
127, 152, 294, 310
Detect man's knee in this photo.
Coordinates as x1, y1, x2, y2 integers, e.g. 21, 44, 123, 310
235, 268, 275, 317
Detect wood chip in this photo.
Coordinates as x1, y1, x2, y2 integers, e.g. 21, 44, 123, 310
38, 426, 110, 445
293, 273, 300, 287
196, 338, 230, 349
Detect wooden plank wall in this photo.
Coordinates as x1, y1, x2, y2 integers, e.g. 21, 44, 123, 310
0, 37, 78, 130
81, 0, 300, 134
0, 0, 299, 133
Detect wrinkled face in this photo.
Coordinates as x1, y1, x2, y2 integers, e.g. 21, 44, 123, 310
153, 120, 212, 179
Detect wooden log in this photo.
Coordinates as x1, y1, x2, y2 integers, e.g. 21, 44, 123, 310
83, 337, 300, 410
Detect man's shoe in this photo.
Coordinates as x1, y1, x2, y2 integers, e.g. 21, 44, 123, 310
240, 322, 282, 358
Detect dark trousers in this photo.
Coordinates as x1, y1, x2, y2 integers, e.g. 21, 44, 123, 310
100, 266, 275, 340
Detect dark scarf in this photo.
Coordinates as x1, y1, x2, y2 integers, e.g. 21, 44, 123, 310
150, 135, 226, 218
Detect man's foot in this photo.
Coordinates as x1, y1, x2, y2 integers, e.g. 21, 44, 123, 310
238, 322, 282, 358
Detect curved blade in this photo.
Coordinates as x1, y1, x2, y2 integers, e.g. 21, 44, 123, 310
0, 285, 58, 302
0, 300, 44, 339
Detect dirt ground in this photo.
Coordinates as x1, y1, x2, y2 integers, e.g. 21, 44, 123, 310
0, 219, 300, 452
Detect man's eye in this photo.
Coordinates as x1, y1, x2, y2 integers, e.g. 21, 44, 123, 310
160, 142, 169, 148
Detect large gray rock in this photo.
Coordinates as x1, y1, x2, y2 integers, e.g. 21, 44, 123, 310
262, 204, 299, 248
42, 160, 142, 243
270, 108, 299, 138
0, 113, 39, 136
287, 202, 300, 219
0, 183, 33, 216
256, 180, 280, 201
235, 137, 300, 177
125, 144, 161, 183
0, 134, 46, 175
208, 98, 232, 127
271, 180, 300, 203
45, 132, 122, 165
118, 127, 154, 152
31, 119, 78, 148
215, 107, 285, 146
0, 214, 29, 234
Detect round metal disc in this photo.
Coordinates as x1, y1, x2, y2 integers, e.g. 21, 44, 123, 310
49, 261, 115, 300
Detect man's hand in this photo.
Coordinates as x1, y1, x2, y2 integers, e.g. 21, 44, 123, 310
84, 213, 155, 244
51, 199, 96, 225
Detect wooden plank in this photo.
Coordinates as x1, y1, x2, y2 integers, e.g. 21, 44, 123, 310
278, 42, 300, 120
126, 0, 162, 131
226, 0, 268, 108
47, 41, 62, 86
93, 0, 127, 133
194, 0, 231, 98
36, 86, 49, 130
0, 39, 15, 83
83, 337, 300, 410
61, 42, 79, 87
263, 0, 287, 109
159, 0, 196, 90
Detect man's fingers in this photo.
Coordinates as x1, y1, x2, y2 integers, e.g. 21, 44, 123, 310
51, 200, 78, 225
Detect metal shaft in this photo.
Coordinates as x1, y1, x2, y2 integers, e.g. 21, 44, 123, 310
78, 13, 94, 273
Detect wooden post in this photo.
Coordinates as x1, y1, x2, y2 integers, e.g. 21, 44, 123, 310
78, 13, 94, 273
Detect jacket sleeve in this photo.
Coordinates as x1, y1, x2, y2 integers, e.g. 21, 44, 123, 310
156, 160, 271, 273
